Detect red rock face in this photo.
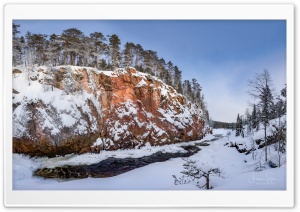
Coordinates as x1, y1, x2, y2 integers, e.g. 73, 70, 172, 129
12, 66, 208, 156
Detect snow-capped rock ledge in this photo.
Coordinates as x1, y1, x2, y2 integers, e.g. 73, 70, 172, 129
12, 66, 208, 156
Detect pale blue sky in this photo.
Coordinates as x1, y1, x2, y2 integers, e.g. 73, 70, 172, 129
13, 20, 286, 122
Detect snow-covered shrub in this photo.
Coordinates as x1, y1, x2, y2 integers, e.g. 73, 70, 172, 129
173, 158, 223, 190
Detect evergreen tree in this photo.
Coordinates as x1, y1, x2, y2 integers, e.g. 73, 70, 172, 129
142, 50, 159, 76
235, 114, 241, 136
99, 59, 108, 70
191, 78, 202, 103
19, 36, 26, 65
245, 108, 252, 135
30, 34, 48, 65
122, 42, 135, 67
78, 36, 94, 66
240, 115, 244, 138
12, 23, 22, 65
158, 58, 167, 81
133, 44, 144, 68
260, 81, 274, 126
275, 95, 285, 120
256, 108, 261, 131
183, 80, 193, 101
61, 28, 84, 65
166, 61, 174, 86
90, 32, 108, 68
108, 34, 121, 70
280, 85, 287, 115
251, 104, 258, 131
12, 23, 20, 39
47, 34, 61, 66
177, 81, 183, 94
24, 31, 36, 66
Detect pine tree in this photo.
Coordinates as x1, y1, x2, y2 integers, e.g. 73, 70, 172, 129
191, 78, 202, 103
99, 59, 108, 70
133, 44, 144, 68
61, 28, 84, 65
183, 80, 193, 101
166, 61, 174, 86
142, 50, 151, 74
158, 58, 167, 81
47, 34, 61, 66
31, 34, 48, 65
12, 23, 22, 66
245, 108, 252, 135
251, 104, 258, 131
108, 34, 121, 70
24, 31, 36, 66
90, 32, 108, 68
19, 36, 26, 65
177, 81, 183, 94
142, 50, 159, 76
122, 42, 135, 67
280, 85, 287, 115
235, 114, 240, 136
256, 108, 261, 131
174, 66, 182, 93
79, 36, 94, 66
240, 115, 244, 138
275, 95, 285, 127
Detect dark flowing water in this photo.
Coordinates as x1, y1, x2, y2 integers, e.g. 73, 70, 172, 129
34, 138, 221, 180
34, 145, 202, 179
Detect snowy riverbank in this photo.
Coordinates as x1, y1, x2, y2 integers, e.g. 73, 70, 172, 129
13, 129, 286, 190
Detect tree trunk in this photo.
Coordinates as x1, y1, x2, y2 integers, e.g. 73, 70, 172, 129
278, 116, 281, 167
206, 175, 210, 190
264, 123, 267, 161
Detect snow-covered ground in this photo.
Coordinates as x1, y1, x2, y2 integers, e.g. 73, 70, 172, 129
13, 128, 286, 190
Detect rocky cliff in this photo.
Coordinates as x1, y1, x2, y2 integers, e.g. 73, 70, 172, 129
12, 66, 209, 156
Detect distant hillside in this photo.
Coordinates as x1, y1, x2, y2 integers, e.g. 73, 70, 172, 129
212, 120, 235, 129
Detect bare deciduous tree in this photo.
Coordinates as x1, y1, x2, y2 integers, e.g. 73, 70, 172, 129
248, 69, 274, 162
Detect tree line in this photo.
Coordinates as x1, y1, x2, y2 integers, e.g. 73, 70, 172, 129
12, 23, 209, 121
211, 121, 234, 129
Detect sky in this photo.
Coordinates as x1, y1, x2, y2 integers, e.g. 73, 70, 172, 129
13, 20, 286, 122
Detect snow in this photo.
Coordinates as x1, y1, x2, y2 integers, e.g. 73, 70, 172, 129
99, 70, 117, 77
135, 79, 148, 87
160, 86, 169, 96
157, 102, 203, 132
134, 117, 144, 128
12, 66, 102, 138
92, 138, 103, 147
116, 101, 137, 118
12, 65, 286, 190
13, 127, 286, 190
216, 165, 286, 190
60, 114, 77, 127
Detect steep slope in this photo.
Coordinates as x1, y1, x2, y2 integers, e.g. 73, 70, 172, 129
12, 66, 210, 156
